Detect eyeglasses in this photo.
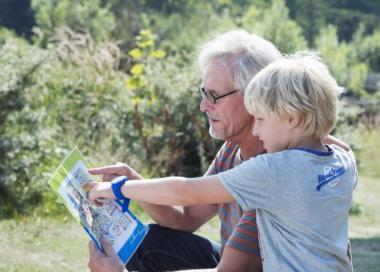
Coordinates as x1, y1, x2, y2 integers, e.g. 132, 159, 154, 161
199, 87, 238, 105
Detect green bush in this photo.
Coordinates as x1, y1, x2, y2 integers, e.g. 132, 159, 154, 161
0, 30, 127, 217
315, 25, 368, 97
0, 35, 52, 217
0, 28, 217, 217
31, 0, 116, 44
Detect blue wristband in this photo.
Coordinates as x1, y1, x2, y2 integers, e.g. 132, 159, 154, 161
111, 176, 130, 212
111, 176, 127, 200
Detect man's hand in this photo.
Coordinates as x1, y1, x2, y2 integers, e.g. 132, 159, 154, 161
323, 135, 350, 151
88, 239, 126, 272
88, 162, 143, 182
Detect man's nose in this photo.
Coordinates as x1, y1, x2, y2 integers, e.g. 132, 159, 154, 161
200, 96, 214, 112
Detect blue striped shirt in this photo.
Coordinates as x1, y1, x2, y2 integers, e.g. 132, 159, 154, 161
205, 141, 260, 256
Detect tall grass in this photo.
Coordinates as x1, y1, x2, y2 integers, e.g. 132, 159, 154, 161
355, 128, 380, 177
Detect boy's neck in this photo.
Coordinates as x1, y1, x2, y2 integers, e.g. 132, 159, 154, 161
291, 136, 327, 152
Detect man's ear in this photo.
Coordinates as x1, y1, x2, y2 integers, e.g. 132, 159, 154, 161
288, 113, 301, 128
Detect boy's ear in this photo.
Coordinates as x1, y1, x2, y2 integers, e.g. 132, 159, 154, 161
288, 113, 302, 128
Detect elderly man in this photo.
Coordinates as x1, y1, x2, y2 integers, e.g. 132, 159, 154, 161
87, 30, 348, 272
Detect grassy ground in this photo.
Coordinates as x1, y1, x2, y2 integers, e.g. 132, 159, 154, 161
1, 129, 379, 271
0, 217, 88, 271
0, 175, 379, 272
348, 175, 380, 271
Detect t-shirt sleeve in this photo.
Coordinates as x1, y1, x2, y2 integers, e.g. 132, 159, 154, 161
204, 142, 228, 176
347, 147, 359, 189
218, 154, 275, 211
204, 157, 217, 176
225, 210, 260, 256
332, 144, 359, 189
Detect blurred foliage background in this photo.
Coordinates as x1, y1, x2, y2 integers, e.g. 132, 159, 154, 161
0, 0, 380, 219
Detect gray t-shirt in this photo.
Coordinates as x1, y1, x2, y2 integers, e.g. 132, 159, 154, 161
218, 145, 357, 271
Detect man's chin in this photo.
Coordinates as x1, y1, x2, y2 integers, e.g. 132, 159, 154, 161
209, 127, 226, 140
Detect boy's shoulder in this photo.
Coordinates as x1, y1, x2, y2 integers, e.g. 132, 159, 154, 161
329, 144, 357, 168
248, 144, 356, 170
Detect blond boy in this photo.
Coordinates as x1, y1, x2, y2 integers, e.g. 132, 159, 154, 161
88, 54, 357, 271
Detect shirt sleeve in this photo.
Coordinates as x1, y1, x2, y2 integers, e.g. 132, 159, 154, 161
204, 158, 217, 176
204, 142, 228, 176
225, 210, 260, 256
218, 154, 276, 211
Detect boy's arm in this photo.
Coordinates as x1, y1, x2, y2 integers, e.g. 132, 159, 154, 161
89, 163, 218, 232
87, 175, 235, 207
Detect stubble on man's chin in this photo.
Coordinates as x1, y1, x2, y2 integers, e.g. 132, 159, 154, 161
209, 126, 226, 141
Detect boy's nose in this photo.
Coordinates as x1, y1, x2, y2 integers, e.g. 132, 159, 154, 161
252, 125, 260, 137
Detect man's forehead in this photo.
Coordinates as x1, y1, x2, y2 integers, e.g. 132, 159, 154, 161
202, 59, 235, 91
204, 58, 231, 74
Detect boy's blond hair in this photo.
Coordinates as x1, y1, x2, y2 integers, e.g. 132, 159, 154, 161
244, 53, 343, 139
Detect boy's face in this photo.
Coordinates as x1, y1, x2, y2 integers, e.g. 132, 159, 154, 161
252, 108, 294, 153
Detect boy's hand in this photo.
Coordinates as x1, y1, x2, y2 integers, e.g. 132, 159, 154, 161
88, 162, 143, 182
84, 182, 116, 206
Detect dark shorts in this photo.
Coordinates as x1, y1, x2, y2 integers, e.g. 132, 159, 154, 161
126, 224, 221, 272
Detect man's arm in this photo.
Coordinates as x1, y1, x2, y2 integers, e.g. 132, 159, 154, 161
217, 244, 262, 272
89, 163, 218, 232
141, 202, 218, 232
322, 135, 350, 151
216, 209, 262, 272
322, 135, 356, 160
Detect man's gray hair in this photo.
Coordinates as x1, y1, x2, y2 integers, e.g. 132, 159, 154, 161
198, 30, 283, 94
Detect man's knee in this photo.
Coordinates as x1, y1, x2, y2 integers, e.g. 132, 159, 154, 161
126, 224, 167, 271
137, 224, 168, 250
126, 223, 219, 271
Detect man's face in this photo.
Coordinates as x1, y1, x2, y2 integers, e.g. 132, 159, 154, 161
200, 60, 254, 142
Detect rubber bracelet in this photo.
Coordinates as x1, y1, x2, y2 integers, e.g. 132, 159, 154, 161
111, 176, 130, 212
111, 176, 128, 200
